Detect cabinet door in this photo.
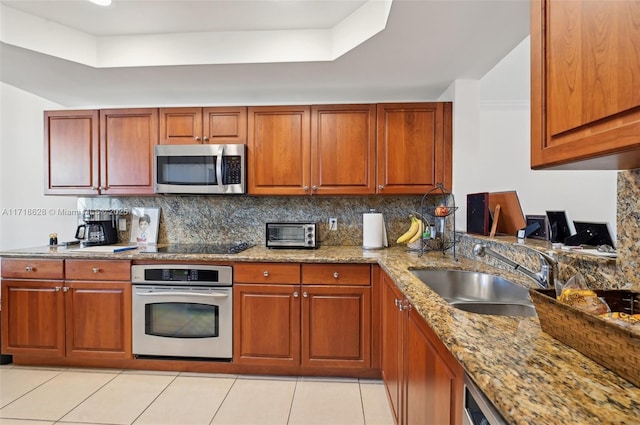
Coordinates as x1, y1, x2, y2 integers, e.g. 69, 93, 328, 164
377, 103, 452, 194
44, 110, 100, 195
159, 107, 203, 144
65, 281, 132, 359
233, 284, 301, 366
301, 285, 371, 369
381, 273, 403, 424
531, 0, 640, 169
99, 108, 158, 195
248, 106, 311, 195
1, 279, 65, 357
310, 104, 376, 195
405, 307, 463, 425
203, 107, 247, 144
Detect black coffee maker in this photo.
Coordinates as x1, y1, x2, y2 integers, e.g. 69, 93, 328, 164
75, 210, 119, 246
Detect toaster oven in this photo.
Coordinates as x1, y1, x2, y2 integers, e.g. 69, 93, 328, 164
266, 222, 317, 249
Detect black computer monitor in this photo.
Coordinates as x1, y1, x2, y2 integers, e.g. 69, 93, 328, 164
545, 211, 574, 244
573, 221, 615, 248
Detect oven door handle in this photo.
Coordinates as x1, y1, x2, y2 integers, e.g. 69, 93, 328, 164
135, 291, 229, 298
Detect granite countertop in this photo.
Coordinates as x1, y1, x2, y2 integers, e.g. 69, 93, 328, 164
1, 244, 639, 424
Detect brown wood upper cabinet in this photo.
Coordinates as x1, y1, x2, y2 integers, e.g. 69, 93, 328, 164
44, 108, 158, 195
159, 107, 247, 145
248, 104, 376, 195
531, 0, 640, 170
377, 103, 452, 194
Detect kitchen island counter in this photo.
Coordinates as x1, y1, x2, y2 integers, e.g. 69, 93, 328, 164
1, 244, 638, 424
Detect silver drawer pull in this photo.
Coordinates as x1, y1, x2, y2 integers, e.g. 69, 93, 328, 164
333, 272, 339, 279
63, 287, 69, 292
293, 291, 299, 298
24, 266, 34, 272
92, 267, 101, 273
263, 271, 269, 277
303, 291, 308, 298
54, 286, 61, 292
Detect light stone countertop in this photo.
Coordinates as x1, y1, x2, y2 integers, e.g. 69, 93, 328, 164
1, 244, 639, 424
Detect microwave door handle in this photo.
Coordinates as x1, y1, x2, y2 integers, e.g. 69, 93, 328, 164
135, 291, 229, 298
216, 145, 225, 192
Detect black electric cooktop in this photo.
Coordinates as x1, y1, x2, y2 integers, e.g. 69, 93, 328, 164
153, 242, 253, 254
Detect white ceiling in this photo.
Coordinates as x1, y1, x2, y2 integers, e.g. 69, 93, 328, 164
0, 0, 530, 108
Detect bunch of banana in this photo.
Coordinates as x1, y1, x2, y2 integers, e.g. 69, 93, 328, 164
396, 215, 424, 244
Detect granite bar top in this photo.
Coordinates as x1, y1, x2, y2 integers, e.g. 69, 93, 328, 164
1, 244, 638, 424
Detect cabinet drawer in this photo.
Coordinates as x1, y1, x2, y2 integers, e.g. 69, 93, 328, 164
1, 258, 64, 279
234, 263, 300, 284
302, 264, 370, 285
65, 260, 131, 281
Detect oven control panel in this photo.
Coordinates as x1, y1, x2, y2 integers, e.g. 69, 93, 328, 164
132, 264, 232, 286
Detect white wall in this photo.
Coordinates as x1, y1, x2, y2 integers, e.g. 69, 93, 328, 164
0, 83, 78, 250
451, 37, 618, 236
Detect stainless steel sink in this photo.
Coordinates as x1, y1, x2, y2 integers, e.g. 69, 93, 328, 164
409, 269, 536, 317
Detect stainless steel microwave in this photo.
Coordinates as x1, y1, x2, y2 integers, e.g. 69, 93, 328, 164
266, 222, 318, 249
154, 144, 246, 194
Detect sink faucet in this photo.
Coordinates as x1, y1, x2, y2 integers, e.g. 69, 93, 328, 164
472, 243, 557, 289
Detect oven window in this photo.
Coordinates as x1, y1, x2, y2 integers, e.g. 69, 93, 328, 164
145, 302, 219, 338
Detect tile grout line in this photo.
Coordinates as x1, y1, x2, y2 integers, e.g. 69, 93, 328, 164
128, 372, 180, 425
208, 374, 238, 425
0, 366, 69, 411
358, 380, 368, 425
284, 377, 300, 425
54, 368, 124, 423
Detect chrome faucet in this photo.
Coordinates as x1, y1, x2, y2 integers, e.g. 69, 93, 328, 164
472, 243, 558, 289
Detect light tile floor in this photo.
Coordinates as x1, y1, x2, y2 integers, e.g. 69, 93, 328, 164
0, 364, 394, 425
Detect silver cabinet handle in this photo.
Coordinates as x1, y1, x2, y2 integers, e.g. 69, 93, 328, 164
303, 186, 309, 191
203, 136, 209, 142
293, 291, 299, 298
263, 271, 269, 277
54, 286, 61, 292
378, 185, 384, 190
312, 185, 318, 191
333, 272, 339, 279
63, 287, 69, 292
92, 267, 101, 273
303, 291, 308, 298
24, 266, 33, 272
394, 299, 399, 306
92, 186, 98, 191
194, 136, 201, 141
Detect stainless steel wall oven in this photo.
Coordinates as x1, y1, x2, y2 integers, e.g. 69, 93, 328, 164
131, 264, 233, 360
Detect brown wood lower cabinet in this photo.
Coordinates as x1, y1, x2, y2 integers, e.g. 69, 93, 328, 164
233, 263, 371, 372
1, 259, 132, 360
381, 272, 463, 425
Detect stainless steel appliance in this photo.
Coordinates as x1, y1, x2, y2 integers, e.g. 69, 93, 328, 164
463, 374, 507, 425
132, 264, 233, 360
266, 222, 317, 249
75, 210, 119, 246
154, 144, 246, 194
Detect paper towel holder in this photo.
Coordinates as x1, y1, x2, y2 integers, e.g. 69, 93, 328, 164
362, 209, 388, 250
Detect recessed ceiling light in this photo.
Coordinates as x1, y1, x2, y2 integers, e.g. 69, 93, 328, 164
89, 0, 112, 6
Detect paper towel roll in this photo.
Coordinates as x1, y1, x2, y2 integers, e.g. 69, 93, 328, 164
363, 212, 388, 249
